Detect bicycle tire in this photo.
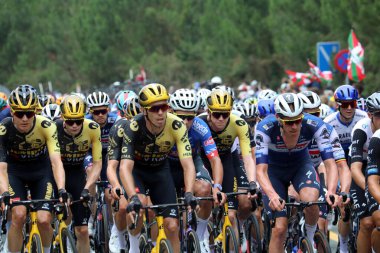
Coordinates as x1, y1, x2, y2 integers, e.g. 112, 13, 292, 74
60, 227, 78, 253
246, 215, 262, 253
300, 237, 314, 253
225, 225, 239, 253
159, 238, 174, 253
186, 230, 201, 253
261, 211, 271, 253
314, 230, 331, 253
30, 234, 43, 253
138, 233, 153, 253
95, 208, 106, 253
101, 204, 110, 252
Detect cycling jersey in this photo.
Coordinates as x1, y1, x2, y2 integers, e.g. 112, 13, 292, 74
108, 118, 128, 161
85, 112, 117, 151
55, 119, 102, 167
0, 107, 10, 122
168, 117, 218, 160
255, 114, 334, 166
324, 109, 368, 156
308, 121, 346, 168
0, 115, 60, 164
349, 117, 373, 164
121, 113, 192, 167
197, 113, 252, 156
366, 129, 380, 177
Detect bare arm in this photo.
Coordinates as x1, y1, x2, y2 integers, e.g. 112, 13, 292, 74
209, 156, 223, 185
338, 160, 352, 193
257, 163, 275, 199
350, 161, 364, 190
242, 154, 256, 182
368, 175, 380, 204
50, 153, 65, 190
84, 160, 102, 189
0, 162, 8, 194
119, 159, 136, 198
180, 157, 196, 193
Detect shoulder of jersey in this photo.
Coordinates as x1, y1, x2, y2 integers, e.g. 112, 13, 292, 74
373, 128, 380, 139
355, 109, 369, 119
353, 117, 371, 131
167, 113, 185, 130
84, 118, 100, 130
36, 115, 55, 129
323, 111, 338, 123
304, 113, 323, 128
230, 113, 247, 127
256, 114, 276, 131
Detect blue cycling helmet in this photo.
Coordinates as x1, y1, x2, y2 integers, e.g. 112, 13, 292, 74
356, 97, 367, 112
116, 90, 137, 111
334, 84, 358, 102
257, 99, 275, 118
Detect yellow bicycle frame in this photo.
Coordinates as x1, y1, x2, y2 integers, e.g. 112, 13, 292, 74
25, 210, 43, 252
151, 215, 167, 253
214, 202, 233, 252
51, 209, 69, 252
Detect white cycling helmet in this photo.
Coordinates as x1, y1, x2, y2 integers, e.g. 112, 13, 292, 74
258, 89, 277, 101
213, 85, 235, 100
86, 91, 110, 108
197, 88, 212, 110
366, 92, 380, 113
319, 104, 332, 120
42, 104, 61, 121
234, 102, 257, 118
274, 93, 303, 118
297, 91, 321, 110
210, 76, 222, 85
169, 89, 199, 112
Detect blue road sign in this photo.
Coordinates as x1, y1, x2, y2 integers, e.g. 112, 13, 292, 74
316, 42, 340, 72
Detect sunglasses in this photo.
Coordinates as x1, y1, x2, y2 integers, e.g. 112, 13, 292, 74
280, 115, 304, 126
338, 101, 357, 109
211, 111, 230, 119
13, 111, 35, 119
176, 114, 196, 121
91, 109, 108, 116
65, 119, 84, 126
146, 104, 170, 113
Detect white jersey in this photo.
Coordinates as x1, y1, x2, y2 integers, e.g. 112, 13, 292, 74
324, 109, 368, 154
349, 117, 373, 162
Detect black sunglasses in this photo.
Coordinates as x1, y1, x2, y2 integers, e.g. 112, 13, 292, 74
14, 111, 35, 119
177, 114, 195, 121
147, 104, 170, 113
211, 111, 230, 119
65, 119, 84, 126
91, 109, 108, 116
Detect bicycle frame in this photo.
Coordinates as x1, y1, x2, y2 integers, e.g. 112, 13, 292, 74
214, 201, 233, 252
151, 215, 166, 253
52, 204, 69, 252
25, 209, 43, 252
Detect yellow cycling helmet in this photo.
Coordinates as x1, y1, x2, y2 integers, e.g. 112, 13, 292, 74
37, 95, 52, 111
207, 89, 233, 111
123, 97, 141, 118
138, 83, 169, 107
60, 95, 86, 120
9, 85, 38, 111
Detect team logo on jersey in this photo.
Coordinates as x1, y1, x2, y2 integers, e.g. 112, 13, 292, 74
236, 120, 246, 127
331, 138, 341, 148
306, 119, 318, 127
172, 120, 182, 130
319, 128, 330, 139
89, 122, 99, 130
130, 120, 139, 132
255, 134, 264, 146
0, 125, 6, 136
122, 147, 128, 154
185, 144, 191, 151
204, 136, 215, 146
117, 128, 124, 137
41, 120, 52, 128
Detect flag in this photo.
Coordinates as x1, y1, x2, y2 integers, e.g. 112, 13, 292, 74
347, 30, 365, 82
285, 70, 312, 86
307, 59, 333, 82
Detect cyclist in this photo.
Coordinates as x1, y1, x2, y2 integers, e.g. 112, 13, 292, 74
324, 84, 368, 253
118, 83, 196, 253
36, 95, 52, 115
255, 93, 339, 253
257, 89, 277, 101
349, 92, 380, 252
196, 88, 211, 114
113, 90, 137, 120
257, 99, 275, 121
57, 95, 102, 253
123, 97, 141, 120
41, 104, 61, 121
198, 89, 258, 247
0, 85, 67, 253
319, 103, 332, 120
298, 91, 351, 234
169, 88, 224, 252
367, 129, 380, 252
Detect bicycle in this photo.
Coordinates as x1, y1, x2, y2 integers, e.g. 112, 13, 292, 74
272, 198, 331, 253
50, 202, 77, 253
6, 199, 60, 253
243, 191, 263, 253
333, 199, 357, 253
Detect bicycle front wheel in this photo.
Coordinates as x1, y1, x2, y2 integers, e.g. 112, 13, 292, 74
60, 227, 78, 253
225, 225, 239, 253
101, 204, 110, 252
186, 230, 201, 253
139, 233, 153, 253
300, 237, 314, 253
159, 238, 174, 253
30, 234, 43, 253
314, 230, 331, 253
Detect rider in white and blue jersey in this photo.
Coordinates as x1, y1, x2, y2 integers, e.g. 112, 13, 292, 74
255, 93, 339, 253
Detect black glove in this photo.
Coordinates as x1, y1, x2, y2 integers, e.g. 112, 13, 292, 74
340, 192, 351, 202
127, 194, 142, 213
58, 188, 68, 202
249, 181, 258, 195
80, 189, 91, 202
1, 191, 10, 206
184, 192, 197, 209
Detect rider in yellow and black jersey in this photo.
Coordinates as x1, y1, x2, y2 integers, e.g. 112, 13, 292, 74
0, 85, 66, 253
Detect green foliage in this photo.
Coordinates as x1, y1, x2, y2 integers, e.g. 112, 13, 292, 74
0, 0, 379, 94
